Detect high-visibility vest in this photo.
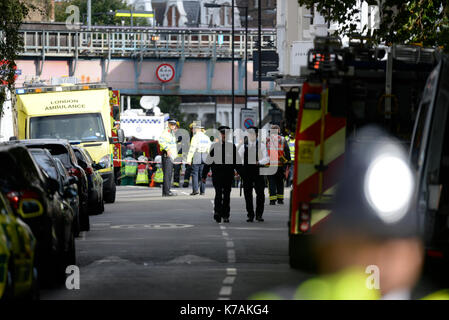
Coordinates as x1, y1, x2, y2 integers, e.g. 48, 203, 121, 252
267, 135, 286, 166
159, 129, 177, 156
124, 158, 137, 177
153, 168, 164, 183
187, 132, 211, 163
135, 164, 149, 184
289, 138, 295, 162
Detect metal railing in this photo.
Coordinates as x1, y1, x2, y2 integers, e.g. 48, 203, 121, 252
19, 26, 276, 59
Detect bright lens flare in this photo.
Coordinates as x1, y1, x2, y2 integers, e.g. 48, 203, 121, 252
364, 155, 414, 224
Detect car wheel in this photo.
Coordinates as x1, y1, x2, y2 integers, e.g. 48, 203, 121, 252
66, 231, 76, 267
80, 203, 90, 232
24, 265, 40, 300
1, 263, 14, 300
104, 181, 116, 204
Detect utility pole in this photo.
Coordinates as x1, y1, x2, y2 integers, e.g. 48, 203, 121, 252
87, 0, 92, 30
232, 0, 235, 132
258, 0, 262, 128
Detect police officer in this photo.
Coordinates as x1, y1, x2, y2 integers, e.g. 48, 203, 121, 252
135, 154, 149, 186
202, 126, 241, 223
182, 123, 195, 188
172, 121, 183, 188
159, 118, 178, 196
122, 149, 137, 186
250, 126, 449, 300
187, 124, 211, 195
266, 124, 291, 205
238, 126, 270, 222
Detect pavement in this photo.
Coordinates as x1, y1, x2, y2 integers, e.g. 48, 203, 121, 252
40, 184, 312, 300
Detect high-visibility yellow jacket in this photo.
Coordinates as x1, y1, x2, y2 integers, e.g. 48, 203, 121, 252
249, 267, 449, 300
153, 168, 164, 183
187, 131, 211, 164
289, 138, 295, 162
159, 129, 177, 159
135, 164, 149, 185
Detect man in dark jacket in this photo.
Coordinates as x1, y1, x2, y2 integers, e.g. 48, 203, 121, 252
202, 126, 241, 223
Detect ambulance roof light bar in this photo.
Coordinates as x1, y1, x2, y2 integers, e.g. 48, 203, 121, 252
16, 83, 107, 95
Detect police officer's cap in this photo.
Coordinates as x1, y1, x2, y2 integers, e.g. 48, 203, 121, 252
321, 126, 420, 241
168, 119, 177, 124
218, 126, 230, 133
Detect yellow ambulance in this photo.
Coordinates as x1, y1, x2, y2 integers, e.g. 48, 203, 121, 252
14, 83, 124, 203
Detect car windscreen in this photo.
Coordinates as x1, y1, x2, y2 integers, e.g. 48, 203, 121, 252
29, 113, 106, 143
30, 151, 58, 180
26, 144, 71, 168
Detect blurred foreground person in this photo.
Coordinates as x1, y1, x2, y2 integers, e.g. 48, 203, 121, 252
202, 126, 241, 223
251, 126, 449, 300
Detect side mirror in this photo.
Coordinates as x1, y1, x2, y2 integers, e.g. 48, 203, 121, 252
64, 187, 78, 198
18, 199, 43, 218
117, 129, 125, 144
67, 176, 78, 185
47, 177, 60, 193
92, 162, 103, 170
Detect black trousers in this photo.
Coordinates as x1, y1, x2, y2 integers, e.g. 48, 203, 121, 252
268, 166, 285, 202
184, 164, 192, 184
173, 160, 181, 186
243, 172, 265, 219
213, 175, 233, 219
162, 155, 173, 195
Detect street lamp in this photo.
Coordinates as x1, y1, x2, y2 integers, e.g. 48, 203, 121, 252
204, 2, 249, 132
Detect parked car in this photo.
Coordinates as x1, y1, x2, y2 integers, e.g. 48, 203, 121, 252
29, 149, 79, 248
72, 145, 104, 215
53, 158, 80, 236
0, 192, 38, 300
0, 144, 74, 285
13, 139, 90, 232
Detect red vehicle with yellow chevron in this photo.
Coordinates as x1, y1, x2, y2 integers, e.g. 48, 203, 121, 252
287, 37, 438, 270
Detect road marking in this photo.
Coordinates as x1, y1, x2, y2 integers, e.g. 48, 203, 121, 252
227, 227, 286, 231
226, 268, 237, 275
182, 192, 189, 195
220, 225, 226, 230
226, 241, 234, 248
223, 276, 235, 285
111, 224, 194, 229
92, 223, 111, 227
222, 231, 229, 237
219, 286, 232, 296
227, 250, 236, 263
218, 297, 230, 300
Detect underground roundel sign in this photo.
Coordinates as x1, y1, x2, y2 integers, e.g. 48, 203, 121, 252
156, 64, 175, 83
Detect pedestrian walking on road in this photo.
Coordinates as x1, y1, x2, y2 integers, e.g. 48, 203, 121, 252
159, 118, 178, 196
238, 126, 270, 222
202, 126, 242, 223
266, 124, 291, 205
187, 124, 211, 195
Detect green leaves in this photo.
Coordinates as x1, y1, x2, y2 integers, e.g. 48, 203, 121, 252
297, 0, 448, 51
0, 0, 34, 114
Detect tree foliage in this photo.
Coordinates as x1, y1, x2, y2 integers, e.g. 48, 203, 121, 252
158, 96, 189, 130
0, 0, 35, 114
298, 0, 449, 51
55, 0, 151, 26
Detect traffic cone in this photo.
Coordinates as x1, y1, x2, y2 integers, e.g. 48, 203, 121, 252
150, 173, 155, 187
